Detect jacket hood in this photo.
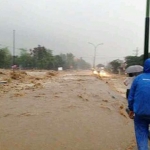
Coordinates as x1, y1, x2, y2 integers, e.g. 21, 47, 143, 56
144, 58, 150, 73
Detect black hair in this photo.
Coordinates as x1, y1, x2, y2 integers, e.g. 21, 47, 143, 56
128, 73, 134, 77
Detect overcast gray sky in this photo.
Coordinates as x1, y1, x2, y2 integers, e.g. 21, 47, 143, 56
0, 0, 146, 65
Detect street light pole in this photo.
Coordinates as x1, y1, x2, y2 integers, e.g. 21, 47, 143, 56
88, 42, 103, 68
144, 0, 150, 62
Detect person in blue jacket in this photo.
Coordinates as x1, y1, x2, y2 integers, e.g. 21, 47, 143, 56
128, 58, 150, 150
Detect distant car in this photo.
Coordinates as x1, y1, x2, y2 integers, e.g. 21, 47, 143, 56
100, 70, 106, 76
93, 70, 98, 75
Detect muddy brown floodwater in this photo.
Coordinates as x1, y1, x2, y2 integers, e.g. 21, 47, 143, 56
0, 70, 136, 150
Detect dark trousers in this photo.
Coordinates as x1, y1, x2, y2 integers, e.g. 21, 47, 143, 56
126, 89, 130, 99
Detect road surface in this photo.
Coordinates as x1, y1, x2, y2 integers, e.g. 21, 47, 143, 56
0, 70, 135, 150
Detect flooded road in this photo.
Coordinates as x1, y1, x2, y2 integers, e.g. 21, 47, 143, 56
0, 70, 135, 150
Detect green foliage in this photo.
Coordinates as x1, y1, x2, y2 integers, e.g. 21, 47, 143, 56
125, 53, 150, 67
0, 48, 12, 68
17, 49, 33, 69
30, 46, 54, 69
125, 56, 143, 67
0, 45, 90, 70
53, 55, 65, 69
109, 59, 122, 73
108, 53, 150, 74
60, 53, 76, 69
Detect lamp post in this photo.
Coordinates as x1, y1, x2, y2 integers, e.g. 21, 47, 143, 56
88, 42, 103, 68
144, 0, 150, 62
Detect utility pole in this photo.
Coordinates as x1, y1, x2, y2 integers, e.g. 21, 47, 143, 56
13, 30, 15, 65
144, 0, 150, 62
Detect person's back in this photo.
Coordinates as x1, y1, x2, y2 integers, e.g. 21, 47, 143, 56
128, 59, 150, 116
128, 58, 150, 150
131, 73, 150, 116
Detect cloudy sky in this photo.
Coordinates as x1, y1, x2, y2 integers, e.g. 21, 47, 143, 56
0, 0, 146, 65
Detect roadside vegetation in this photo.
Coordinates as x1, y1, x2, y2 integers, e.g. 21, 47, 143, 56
0, 45, 91, 70
106, 54, 150, 74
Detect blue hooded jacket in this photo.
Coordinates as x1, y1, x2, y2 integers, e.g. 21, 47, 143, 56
128, 58, 150, 116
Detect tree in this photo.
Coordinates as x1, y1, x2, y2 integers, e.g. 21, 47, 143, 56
109, 59, 123, 73
125, 56, 142, 67
30, 45, 53, 69
125, 53, 150, 67
96, 64, 104, 68
66, 53, 75, 69
0, 48, 12, 68
75, 58, 91, 69
60, 53, 75, 69
0, 45, 92, 70
17, 49, 33, 69
53, 55, 65, 70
